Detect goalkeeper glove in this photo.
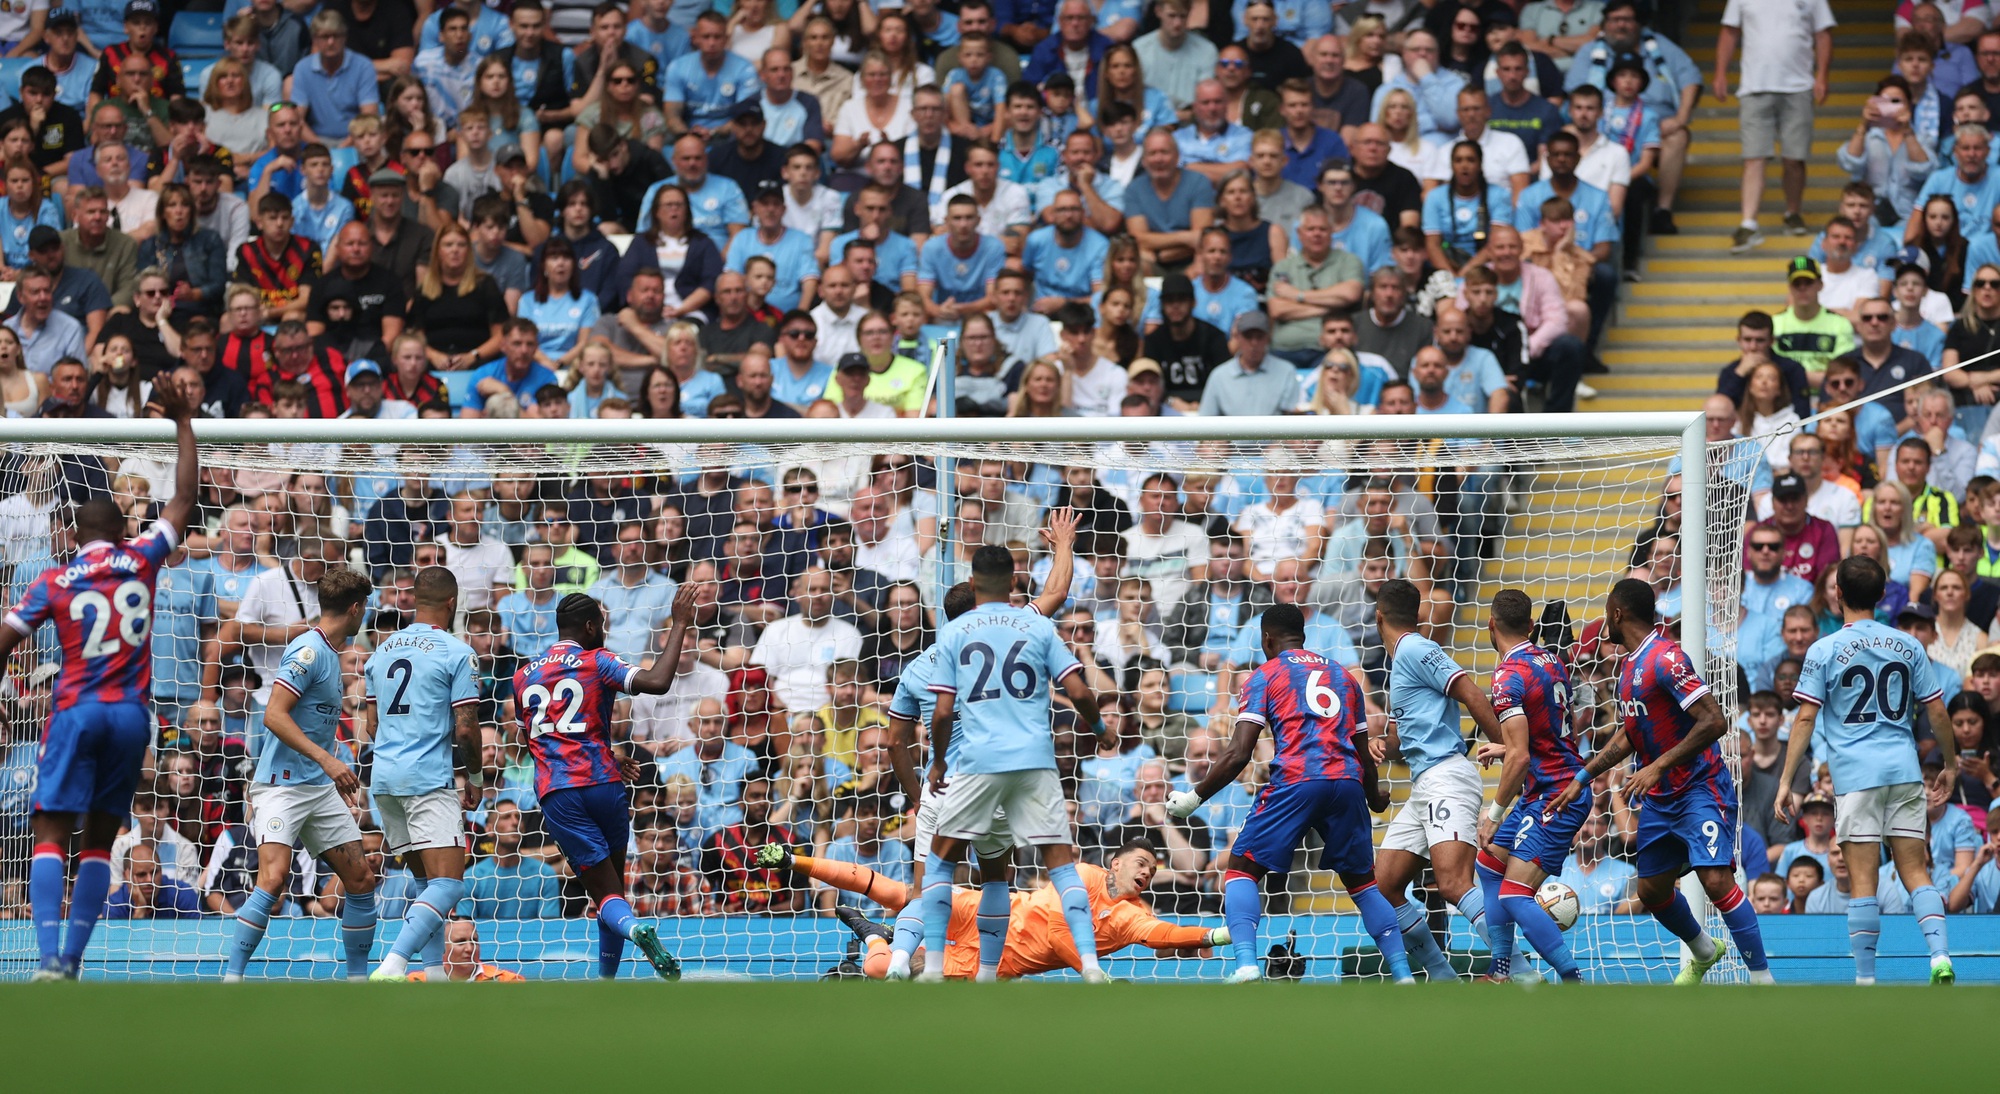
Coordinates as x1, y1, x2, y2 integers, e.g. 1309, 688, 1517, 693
1207, 927, 1231, 947
1165, 789, 1202, 819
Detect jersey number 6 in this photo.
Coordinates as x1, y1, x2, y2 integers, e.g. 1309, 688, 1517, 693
1304, 671, 1343, 719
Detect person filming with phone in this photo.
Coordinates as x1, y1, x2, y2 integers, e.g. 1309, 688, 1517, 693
1840, 75, 1935, 223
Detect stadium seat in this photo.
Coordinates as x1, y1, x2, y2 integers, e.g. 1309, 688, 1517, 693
169, 11, 226, 59
1168, 671, 1214, 714
180, 58, 217, 93
439, 369, 478, 409
0, 57, 38, 108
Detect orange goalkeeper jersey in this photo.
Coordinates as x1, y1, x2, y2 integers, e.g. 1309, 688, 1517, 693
940, 863, 1213, 979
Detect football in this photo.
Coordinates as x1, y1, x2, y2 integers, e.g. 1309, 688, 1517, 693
1537, 881, 1581, 932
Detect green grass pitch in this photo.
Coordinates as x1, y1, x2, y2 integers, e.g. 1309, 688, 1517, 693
3, 982, 1998, 1090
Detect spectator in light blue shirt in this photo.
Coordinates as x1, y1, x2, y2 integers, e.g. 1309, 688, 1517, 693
291, 12, 381, 142
770, 310, 834, 408
414, 9, 482, 128
1557, 814, 1637, 913
419, 0, 514, 60
1433, 306, 1510, 414
466, 802, 562, 917
820, 797, 914, 916
1371, 31, 1467, 140
725, 184, 822, 313
1175, 79, 1253, 180
919, 194, 1007, 315
641, 135, 750, 253
663, 12, 763, 137
587, 522, 679, 659
1232, 0, 1330, 48
1021, 191, 1108, 305
1146, 228, 1262, 329
656, 697, 760, 833
1423, 140, 1515, 270
496, 544, 561, 659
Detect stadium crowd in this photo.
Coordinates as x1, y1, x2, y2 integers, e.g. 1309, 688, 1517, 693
0, 0, 1993, 940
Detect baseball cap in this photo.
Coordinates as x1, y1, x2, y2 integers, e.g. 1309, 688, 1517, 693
27, 225, 61, 251
344, 359, 383, 384
1126, 357, 1162, 378
368, 167, 408, 187
751, 178, 785, 202
123, 0, 159, 21
837, 352, 870, 373
729, 99, 766, 122
1786, 256, 1822, 283
46, 9, 77, 29
1234, 310, 1271, 335
1896, 601, 1938, 624
1800, 792, 1835, 812
1770, 472, 1807, 500
1159, 273, 1195, 300
495, 144, 528, 167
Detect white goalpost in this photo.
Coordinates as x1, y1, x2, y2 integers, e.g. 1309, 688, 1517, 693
0, 409, 1746, 982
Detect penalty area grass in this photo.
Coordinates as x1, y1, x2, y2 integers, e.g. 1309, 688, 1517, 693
1, 981, 1996, 1090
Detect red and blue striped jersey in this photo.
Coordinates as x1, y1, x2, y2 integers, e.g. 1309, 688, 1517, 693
1617, 631, 1731, 801
1490, 641, 1584, 802
512, 640, 639, 796
1236, 648, 1364, 787
4, 521, 178, 709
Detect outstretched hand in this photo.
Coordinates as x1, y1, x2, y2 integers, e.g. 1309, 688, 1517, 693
1041, 506, 1078, 549
147, 371, 193, 422
670, 583, 698, 626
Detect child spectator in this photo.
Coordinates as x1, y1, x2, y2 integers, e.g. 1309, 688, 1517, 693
290, 143, 356, 251
946, 33, 1009, 140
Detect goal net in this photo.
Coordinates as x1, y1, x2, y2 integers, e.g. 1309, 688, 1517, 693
0, 413, 1746, 983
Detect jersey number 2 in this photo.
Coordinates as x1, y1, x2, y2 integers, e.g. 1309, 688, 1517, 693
69, 580, 151, 658
520, 679, 586, 737
383, 658, 415, 717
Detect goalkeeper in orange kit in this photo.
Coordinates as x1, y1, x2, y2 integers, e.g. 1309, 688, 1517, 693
756, 837, 1227, 979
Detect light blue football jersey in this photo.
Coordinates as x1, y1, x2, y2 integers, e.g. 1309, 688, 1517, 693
1386, 631, 1470, 780
1795, 619, 1942, 793
364, 622, 479, 796
255, 627, 345, 787
928, 604, 1082, 775
889, 645, 959, 771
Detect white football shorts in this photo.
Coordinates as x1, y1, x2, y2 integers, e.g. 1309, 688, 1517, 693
932, 769, 1070, 847
915, 775, 1019, 859
375, 787, 466, 856
1380, 753, 1484, 858
1835, 782, 1928, 844
247, 781, 362, 857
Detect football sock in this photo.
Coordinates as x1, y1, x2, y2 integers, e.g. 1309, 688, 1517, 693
920, 854, 954, 970
1910, 885, 1951, 962
598, 895, 638, 978
795, 854, 906, 909
1455, 881, 1488, 946
1222, 871, 1261, 972
30, 843, 64, 964
1500, 880, 1579, 982
340, 889, 378, 979
1394, 897, 1455, 980
975, 881, 1009, 981
1350, 882, 1411, 981
1713, 886, 1768, 972
60, 850, 111, 967
863, 936, 892, 979
1643, 891, 1716, 960
226, 887, 279, 979
421, 920, 447, 978
1476, 856, 1512, 978
1048, 863, 1101, 974
890, 907, 922, 974
1847, 896, 1881, 983
388, 877, 464, 964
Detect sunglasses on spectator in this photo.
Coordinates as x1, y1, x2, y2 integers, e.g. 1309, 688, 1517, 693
1856, 312, 1892, 322
783, 484, 818, 494
1217, 58, 1247, 68
610, 75, 637, 85
1979, 279, 2000, 289
1824, 375, 1859, 387
405, 145, 434, 156
267, 101, 296, 114
1748, 542, 1783, 552
783, 328, 815, 339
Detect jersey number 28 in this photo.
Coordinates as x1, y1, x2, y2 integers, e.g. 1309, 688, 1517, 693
69, 580, 151, 658
520, 679, 586, 737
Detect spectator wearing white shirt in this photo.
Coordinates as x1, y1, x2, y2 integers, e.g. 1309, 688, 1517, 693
1234, 449, 1329, 580
848, 484, 920, 581
937, 143, 1033, 252
719, 566, 863, 715
438, 492, 515, 613
1561, 83, 1632, 212
809, 265, 866, 363
1121, 472, 1210, 616
1423, 87, 1530, 196
1055, 301, 1128, 417
1813, 216, 1889, 315
213, 533, 344, 707
1713, 0, 1835, 251
1786, 431, 1862, 552
629, 635, 732, 755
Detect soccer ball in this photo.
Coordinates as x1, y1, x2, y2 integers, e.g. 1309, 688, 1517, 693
1536, 881, 1580, 932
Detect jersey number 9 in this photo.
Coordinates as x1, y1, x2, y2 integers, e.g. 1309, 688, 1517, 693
520, 678, 586, 737
69, 580, 151, 658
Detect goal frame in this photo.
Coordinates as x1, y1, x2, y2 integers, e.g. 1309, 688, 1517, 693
3, 409, 1713, 673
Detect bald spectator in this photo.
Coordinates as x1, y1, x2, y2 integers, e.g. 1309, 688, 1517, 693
1125, 126, 1215, 270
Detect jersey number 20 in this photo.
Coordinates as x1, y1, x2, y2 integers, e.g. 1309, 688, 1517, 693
520, 679, 586, 737
69, 580, 151, 658
1838, 662, 1911, 725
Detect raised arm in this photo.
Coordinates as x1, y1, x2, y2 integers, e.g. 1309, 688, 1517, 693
1030, 506, 1078, 618
148, 370, 201, 539
628, 586, 698, 694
